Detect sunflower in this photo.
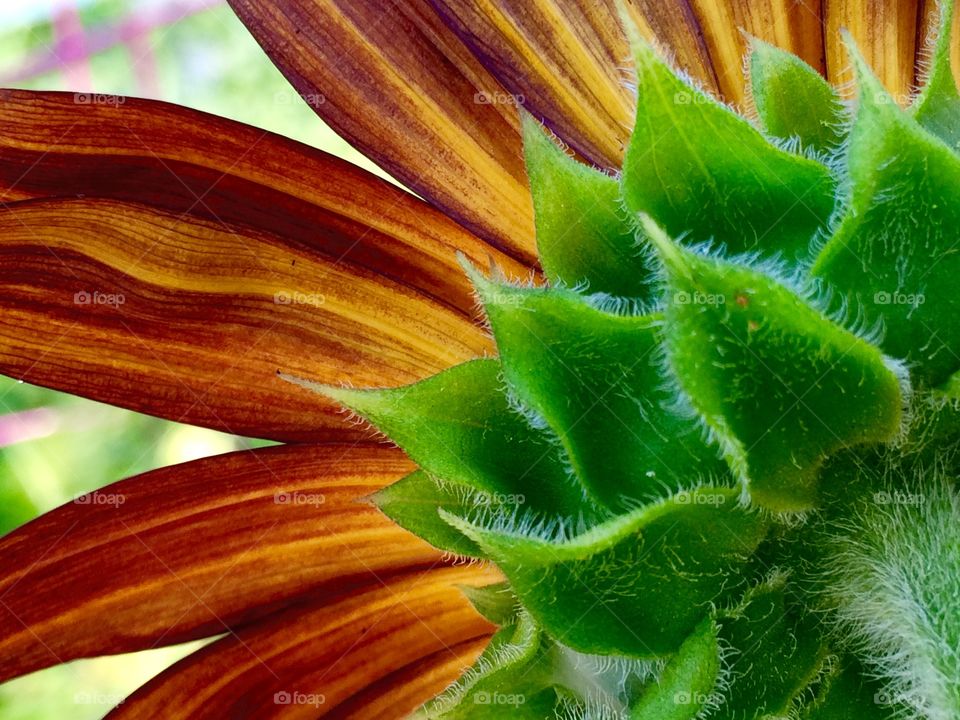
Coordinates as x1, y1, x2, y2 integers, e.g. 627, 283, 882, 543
1, 0, 959, 718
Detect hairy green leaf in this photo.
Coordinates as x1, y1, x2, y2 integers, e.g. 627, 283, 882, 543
644, 217, 905, 511
374, 471, 484, 557
320, 359, 585, 517
468, 269, 730, 512
620, 23, 836, 265
821, 476, 960, 720
912, 0, 960, 151
716, 580, 826, 718
446, 487, 767, 658
749, 38, 844, 153
522, 113, 649, 298
416, 611, 558, 719
630, 617, 721, 719
800, 657, 901, 720
812, 42, 960, 387
459, 582, 518, 626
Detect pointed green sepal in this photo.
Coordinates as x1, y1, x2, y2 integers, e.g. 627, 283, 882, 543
373, 471, 484, 557
800, 656, 904, 719
621, 24, 836, 264
314, 359, 585, 517
644, 217, 905, 511
813, 39, 960, 386
912, 0, 960, 150
715, 579, 827, 718
630, 617, 721, 719
522, 113, 650, 298
459, 582, 518, 626
749, 37, 845, 152
467, 267, 730, 512
445, 487, 768, 658
416, 611, 559, 719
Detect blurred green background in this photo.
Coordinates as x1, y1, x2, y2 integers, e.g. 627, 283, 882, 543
0, 1, 383, 717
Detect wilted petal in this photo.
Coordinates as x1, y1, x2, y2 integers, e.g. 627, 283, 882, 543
226, 0, 537, 262
108, 566, 499, 718
0, 444, 453, 681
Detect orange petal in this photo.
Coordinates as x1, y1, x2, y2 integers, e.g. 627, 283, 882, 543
226, 0, 536, 262
429, 0, 637, 167
0, 444, 450, 681
108, 566, 499, 719
0, 89, 526, 320
825, 0, 919, 102
689, 0, 825, 104
0, 195, 489, 440
334, 637, 490, 719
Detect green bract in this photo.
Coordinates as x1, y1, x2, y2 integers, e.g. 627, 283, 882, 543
304, 3, 960, 718
748, 38, 844, 154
